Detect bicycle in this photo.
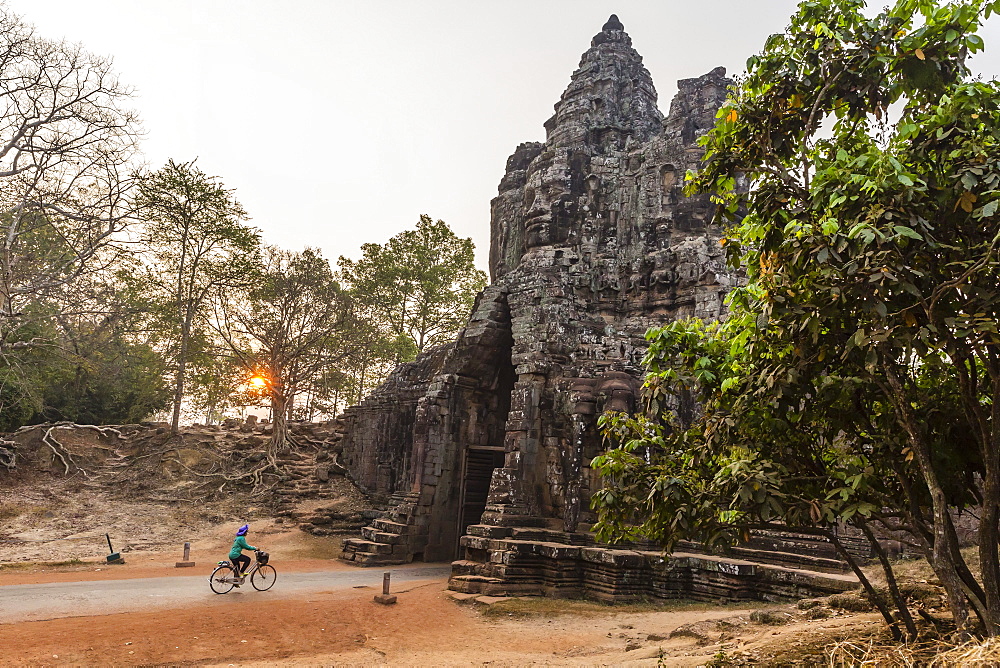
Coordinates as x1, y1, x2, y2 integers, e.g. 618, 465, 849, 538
209, 549, 277, 594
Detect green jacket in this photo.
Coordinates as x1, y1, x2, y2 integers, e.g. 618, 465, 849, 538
229, 535, 257, 560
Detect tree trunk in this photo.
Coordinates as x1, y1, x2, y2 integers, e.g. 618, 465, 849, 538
170, 319, 190, 434
858, 520, 918, 640
829, 531, 903, 641
980, 480, 1000, 635
269, 382, 288, 463
978, 373, 1000, 635
883, 363, 973, 636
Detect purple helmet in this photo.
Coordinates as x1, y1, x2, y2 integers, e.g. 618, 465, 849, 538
237, 524, 249, 536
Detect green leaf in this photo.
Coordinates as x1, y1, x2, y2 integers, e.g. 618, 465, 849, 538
893, 225, 923, 240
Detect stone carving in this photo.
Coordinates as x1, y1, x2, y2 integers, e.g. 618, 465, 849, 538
339, 15, 737, 573
336, 16, 850, 601
339, 15, 859, 600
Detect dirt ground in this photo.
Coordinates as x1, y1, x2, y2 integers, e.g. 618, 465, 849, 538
0, 571, 883, 667
0, 473, 300, 564
0, 507, 889, 666
0, 519, 351, 586
0, 459, 888, 666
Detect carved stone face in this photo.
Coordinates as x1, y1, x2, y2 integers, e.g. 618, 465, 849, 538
522, 155, 576, 249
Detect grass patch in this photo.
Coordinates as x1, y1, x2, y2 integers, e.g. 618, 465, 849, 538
749, 609, 792, 625
861, 546, 980, 589
828, 635, 1000, 666
481, 596, 757, 619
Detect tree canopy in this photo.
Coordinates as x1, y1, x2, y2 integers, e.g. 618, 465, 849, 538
593, 0, 1000, 640
213, 246, 349, 458
0, 5, 143, 425
135, 159, 260, 433
338, 214, 487, 361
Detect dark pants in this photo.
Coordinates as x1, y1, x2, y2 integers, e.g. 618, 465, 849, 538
232, 554, 250, 575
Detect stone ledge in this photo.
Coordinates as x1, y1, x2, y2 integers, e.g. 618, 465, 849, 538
450, 536, 857, 603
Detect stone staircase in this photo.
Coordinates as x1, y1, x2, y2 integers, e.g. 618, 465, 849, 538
341, 517, 411, 565
238, 423, 379, 537
340, 492, 426, 566
270, 449, 373, 536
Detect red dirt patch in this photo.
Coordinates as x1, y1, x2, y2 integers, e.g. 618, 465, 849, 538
1, 582, 481, 666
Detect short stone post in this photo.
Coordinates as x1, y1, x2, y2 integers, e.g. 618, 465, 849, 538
374, 571, 397, 605
175, 541, 196, 568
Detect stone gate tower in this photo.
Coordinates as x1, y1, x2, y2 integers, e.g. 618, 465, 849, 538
339, 15, 738, 581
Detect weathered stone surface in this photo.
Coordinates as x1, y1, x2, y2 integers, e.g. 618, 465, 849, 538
447, 536, 856, 602
334, 17, 854, 601
337, 15, 734, 569
326, 22, 711, 580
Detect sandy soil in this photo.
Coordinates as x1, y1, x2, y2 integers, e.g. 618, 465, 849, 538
0, 474, 297, 562
0, 517, 886, 667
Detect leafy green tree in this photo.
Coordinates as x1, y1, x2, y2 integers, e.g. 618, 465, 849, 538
214, 246, 349, 459
0, 305, 56, 430
336, 317, 406, 407
36, 264, 172, 425
136, 160, 260, 434
338, 214, 487, 359
593, 0, 1000, 640
36, 329, 170, 425
0, 268, 171, 430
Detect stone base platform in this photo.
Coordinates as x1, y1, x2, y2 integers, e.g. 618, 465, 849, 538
449, 525, 858, 603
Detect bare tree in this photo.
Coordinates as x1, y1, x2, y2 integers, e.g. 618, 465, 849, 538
0, 7, 141, 332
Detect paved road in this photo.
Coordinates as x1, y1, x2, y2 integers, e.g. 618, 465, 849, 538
0, 564, 451, 624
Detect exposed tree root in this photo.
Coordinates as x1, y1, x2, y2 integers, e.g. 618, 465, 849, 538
169, 457, 279, 496
76, 424, 125, 440
327, 453, 348, 475
31, 422, 123, 477
6, 422, 128, 477
40, 426, 80, 476
0, 439, 15, 469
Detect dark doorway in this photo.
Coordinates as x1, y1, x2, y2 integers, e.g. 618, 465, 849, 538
459, 446, 506, 538
452, 293, 516, 557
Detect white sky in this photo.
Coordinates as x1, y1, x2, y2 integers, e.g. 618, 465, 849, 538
9, 0, 1000, 273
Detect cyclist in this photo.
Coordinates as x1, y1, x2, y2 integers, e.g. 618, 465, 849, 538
229, 524, 257, 578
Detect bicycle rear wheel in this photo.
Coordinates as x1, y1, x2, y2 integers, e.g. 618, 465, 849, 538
251, 564, 277, 591
210, 565, 237, 594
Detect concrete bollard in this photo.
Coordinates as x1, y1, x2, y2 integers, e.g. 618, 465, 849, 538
374, 571, 397, 605
175, 541, 196, 568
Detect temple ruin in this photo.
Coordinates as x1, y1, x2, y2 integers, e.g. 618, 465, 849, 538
338, 16, 855, 601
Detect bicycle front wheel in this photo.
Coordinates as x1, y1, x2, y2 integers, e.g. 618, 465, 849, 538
251, 564, 277, 591
210, 565, 237, 594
